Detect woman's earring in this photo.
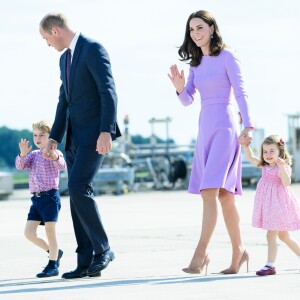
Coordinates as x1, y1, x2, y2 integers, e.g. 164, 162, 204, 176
211, 34, 214, 39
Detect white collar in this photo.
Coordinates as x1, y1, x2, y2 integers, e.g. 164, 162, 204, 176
68, 32, 80, 58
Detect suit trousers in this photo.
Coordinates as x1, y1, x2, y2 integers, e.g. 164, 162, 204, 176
66, 135, 109, 267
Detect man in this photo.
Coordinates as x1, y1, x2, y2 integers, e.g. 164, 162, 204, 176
39, 12, 121, 279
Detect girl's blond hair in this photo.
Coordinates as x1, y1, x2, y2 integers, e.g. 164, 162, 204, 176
258, 135, 292, 166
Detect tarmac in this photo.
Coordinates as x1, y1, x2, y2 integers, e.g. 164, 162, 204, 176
1, 185, 300, 300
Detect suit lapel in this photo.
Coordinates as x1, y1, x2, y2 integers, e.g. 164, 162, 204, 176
69, 35, 84, 96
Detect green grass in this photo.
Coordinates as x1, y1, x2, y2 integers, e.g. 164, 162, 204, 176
13, 172, 29, 184
135, 171, 150, 178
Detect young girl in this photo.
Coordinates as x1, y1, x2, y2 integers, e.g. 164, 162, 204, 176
239, 134, 300, 276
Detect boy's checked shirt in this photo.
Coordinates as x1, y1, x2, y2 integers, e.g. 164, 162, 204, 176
15, 149, 66, 193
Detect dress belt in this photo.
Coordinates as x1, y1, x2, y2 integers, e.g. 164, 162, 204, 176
201, 97, 232, 107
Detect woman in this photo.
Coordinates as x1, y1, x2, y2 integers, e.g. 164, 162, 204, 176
168, 10, 253, 275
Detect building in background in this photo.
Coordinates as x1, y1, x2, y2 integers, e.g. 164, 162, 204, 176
287, 113, 300, 182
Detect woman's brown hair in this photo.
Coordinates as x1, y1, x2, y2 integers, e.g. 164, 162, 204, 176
178, 10, 225, 67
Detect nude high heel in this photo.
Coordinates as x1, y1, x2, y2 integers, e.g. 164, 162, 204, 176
182, 254, 210, 275
220, 250, 249, 274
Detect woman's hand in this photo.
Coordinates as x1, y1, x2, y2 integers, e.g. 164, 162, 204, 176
240, 127, 253, 137
238, 127, 253, 146
168, 64, 185, 94
238, 127, 253, 145
238, 134, 252, 147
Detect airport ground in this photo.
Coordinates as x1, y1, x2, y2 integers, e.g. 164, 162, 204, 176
0, 186, 300, 300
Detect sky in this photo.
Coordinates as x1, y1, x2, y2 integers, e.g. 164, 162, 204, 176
1, 0, 300, 145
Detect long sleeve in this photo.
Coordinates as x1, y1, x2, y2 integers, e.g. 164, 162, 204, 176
16, 150, 65, 192
225, 51, 254, 128
177, 66, 196, 106
53, 150, 67, 171
86, 42, 118, 133
15, 152, 34, 170
50, 77, 69, 144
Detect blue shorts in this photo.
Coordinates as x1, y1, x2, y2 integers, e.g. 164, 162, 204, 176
27, 189, 61, 225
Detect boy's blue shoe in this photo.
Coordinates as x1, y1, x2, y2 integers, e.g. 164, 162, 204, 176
36, 264, 59, 278
47, 249, 63, 267
57, 249, 63, 267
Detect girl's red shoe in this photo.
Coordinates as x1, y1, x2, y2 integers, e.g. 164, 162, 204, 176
256, 265, 276, 276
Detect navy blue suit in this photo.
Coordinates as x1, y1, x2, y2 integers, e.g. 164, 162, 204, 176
50, 34, 121, 267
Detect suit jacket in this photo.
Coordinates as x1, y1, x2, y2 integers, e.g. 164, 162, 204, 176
50, 34, 121, 146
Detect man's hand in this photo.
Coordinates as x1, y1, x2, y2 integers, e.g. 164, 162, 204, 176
96, 133, 112, 155
43, 139, 57, 159
42, 148, 59, 161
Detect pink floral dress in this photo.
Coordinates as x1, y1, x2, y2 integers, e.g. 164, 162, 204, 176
252, 165, 300, 231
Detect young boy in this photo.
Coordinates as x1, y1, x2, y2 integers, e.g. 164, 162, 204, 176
15, 120, 66, 278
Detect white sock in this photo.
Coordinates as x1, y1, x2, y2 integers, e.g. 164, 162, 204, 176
261, 262, 274, 270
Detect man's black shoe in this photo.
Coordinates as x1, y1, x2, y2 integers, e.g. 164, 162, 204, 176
36, 265, 59, 278
87, 250, 115, 276
62, 266, 101, 279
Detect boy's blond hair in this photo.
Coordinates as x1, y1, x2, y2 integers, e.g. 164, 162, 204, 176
32, 120, 53, 134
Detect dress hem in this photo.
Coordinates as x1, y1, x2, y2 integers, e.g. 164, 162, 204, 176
188, 187, 242, 196
252, 225, 300, 231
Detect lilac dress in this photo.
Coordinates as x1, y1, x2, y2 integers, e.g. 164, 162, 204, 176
178, 49, 253, 195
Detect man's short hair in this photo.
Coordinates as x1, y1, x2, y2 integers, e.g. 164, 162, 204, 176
40, 12, 68, 33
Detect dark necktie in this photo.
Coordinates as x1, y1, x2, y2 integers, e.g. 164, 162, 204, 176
66, 48, 71, 92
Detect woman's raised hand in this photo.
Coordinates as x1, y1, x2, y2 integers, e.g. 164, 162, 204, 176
168, 64, 185, 94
